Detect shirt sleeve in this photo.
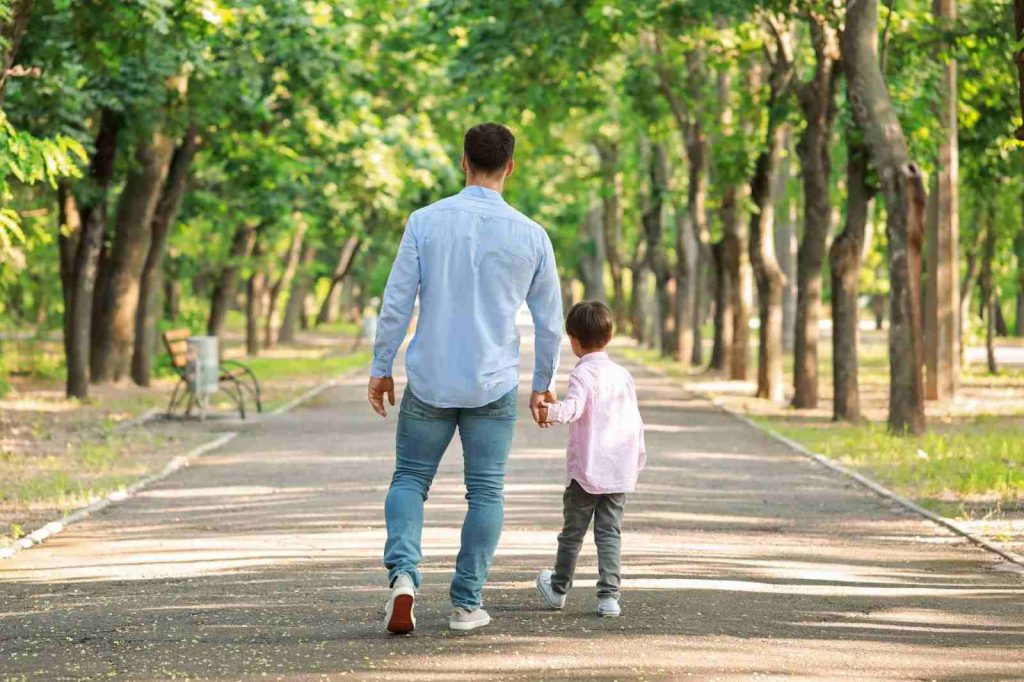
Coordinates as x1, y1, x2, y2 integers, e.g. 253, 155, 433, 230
526, 230, 563, 393
371, 218, 419, 377
545, 371, 587, 423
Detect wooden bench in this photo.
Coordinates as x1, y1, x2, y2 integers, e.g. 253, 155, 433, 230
162, 329, 262, 419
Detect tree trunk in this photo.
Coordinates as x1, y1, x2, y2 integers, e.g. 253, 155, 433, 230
131, 124, 200, 386
207, 222, 258, 339
246, 236, 267, 356
709, 239, 733, 371
1014, 0, 1024, 141
60, 110, 120, 399
0, 0, 33, 106
775, 155, 797, 353
597, 141, 627, 331
923, 0, 961, 401
792, 15, 839, 409
279, 242, 318, 344
264, 219, 308, 348
90, 132, 175, 383
981, 216, 998, 373
843, 0, 927, 435
686, 126, 711, 367
631, 238, 649, 344
829, 137, 873, 421
673, 207, 696, 366
578, 201, 607, 302
642, 141, 672, 357
315, 234, 363, 326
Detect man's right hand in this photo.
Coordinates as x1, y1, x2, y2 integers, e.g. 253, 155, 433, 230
368, 376, 396, 417
530, 390, 556, 428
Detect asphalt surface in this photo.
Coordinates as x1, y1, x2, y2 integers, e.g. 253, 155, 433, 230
2, 340, 1023, 680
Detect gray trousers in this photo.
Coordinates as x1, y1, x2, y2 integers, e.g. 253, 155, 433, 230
551, 479, 626, 599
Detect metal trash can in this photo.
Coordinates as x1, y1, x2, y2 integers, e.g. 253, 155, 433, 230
186, 336, 219, 418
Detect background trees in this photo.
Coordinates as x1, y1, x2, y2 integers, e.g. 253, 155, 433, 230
0, 0, 1022, 437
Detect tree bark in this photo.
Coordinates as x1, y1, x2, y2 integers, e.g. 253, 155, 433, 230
709, 239, 732, 371
207, 222, 258, 339
0, 0, 33, 106
1014, 0, 1024, 140
131, 123, 200, 386
775, 148, 797, 353
792, 14, 840, 409
1015, 228, 1024, 336
673, 206, 696, 367
843, 0, 927, 435
90, 132, 175, 383
924, 0, 961, 400
829, 137, 873, 421
641, 141, 672, 356
279, 242, 318, 344
980, 215, 998, 373
578, 200, 607, 302
246, 235, 267, 357
748, 23, 794, 403
264, 218, 308, 348
315, 234, 363, 326
597, 141, 627, 331
60, 110, 120, 399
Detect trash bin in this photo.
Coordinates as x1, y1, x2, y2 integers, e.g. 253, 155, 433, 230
186, 336, 219, 418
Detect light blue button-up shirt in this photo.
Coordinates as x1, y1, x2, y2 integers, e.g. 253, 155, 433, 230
371, 185, 563, 408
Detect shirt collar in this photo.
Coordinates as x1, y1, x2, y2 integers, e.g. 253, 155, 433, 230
577, 351, 609, 364
460, 185, 506, 203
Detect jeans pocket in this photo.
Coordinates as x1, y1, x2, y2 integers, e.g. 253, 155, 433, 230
474, 389, 518, 419
401, 388, 447, 420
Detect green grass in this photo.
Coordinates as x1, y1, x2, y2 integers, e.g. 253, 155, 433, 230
758, 418, 1024, 515
242, 351, 370, 382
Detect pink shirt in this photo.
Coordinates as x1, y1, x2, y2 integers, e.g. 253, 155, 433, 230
546, 352, 646, 494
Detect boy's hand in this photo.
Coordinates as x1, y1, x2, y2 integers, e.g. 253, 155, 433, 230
530, 390, 555, 428
537, 403, 548, 424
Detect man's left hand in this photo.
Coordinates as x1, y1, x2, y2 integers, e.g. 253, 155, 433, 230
530, 390, 556, 428
368, 376, 396, 417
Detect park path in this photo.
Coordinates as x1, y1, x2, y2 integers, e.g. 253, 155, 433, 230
2, 338, 1023, 680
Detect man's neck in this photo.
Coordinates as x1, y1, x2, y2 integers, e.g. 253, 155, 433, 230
465, 175, 504, 194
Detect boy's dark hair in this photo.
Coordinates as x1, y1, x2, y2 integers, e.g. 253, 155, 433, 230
565, 300, 614, 349
464, 123, 515, 174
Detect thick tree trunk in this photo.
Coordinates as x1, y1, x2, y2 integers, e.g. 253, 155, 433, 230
775, 160, 797, 354
642, 142, 672, 357
207, 222, 258, 339
597, 142, 627, 331
264, 219, 308, 348
131, 124, 200, 386
924, 0, 961, 400
709, 239, 732, 371
673, 207, 696, 367
60, 110, 120, 399
578, 201, 607, 302
90, 132, 175, 383
829, 138, 873, 421
1014, 0, 1024, 141
844, 0, 927, 435
315, 234, 362, 326
686, 127, 711, 367
0, 0, 33, 106
792, 16, 839, 409
279, 242, 318, 344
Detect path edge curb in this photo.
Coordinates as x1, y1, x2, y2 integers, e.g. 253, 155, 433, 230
628, 353, 1024, 571
1, 366, 365, 562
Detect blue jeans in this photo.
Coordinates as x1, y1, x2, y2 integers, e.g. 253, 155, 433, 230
383, 386, 517, 609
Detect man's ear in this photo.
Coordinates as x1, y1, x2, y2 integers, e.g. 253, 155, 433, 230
505, 159, 515, 178
461, 154, 469, 174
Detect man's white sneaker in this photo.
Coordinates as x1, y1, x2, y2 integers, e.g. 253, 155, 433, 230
449, 606, 491, 631
385, 574, 416, 634
597, 597, 621, 617
536, 569, 566, 610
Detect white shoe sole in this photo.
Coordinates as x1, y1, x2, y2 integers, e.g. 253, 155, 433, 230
536, 574, 565, 610
598, 609, 621, 618
449, 613, 491, 631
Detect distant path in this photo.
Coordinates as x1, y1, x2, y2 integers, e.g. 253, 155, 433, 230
2, 340, 1023, 679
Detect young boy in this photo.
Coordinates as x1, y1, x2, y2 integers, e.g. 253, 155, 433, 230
535, 300, 646, 617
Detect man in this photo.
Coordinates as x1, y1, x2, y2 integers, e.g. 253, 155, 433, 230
367, 123, 563, 633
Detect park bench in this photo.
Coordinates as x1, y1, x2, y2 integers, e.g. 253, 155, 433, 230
162, 329, 262, 419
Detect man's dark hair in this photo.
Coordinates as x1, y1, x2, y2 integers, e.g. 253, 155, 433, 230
464, 123, 515, 174
565, 300, 614, 349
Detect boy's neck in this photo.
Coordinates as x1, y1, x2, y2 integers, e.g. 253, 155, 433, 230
579, 347, 607, 357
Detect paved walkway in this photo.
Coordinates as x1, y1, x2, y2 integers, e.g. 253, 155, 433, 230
2, 343, 1023, 680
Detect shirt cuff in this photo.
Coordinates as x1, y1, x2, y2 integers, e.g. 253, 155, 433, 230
532, 372, 555, 393
370, 359, 393, 378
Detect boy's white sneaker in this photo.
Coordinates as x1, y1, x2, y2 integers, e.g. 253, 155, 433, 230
536, 569, 566, 610
449, 606, 491, 631
385, 573, 416, 634
597, 597, 621, 617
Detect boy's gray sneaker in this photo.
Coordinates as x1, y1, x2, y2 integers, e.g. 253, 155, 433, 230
449, 606, 491, 631
385, 573, 416, 634
536, 569, 566, 610
597, 597, 621, 617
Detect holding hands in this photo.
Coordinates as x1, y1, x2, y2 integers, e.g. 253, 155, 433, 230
530, 390, 556, 428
